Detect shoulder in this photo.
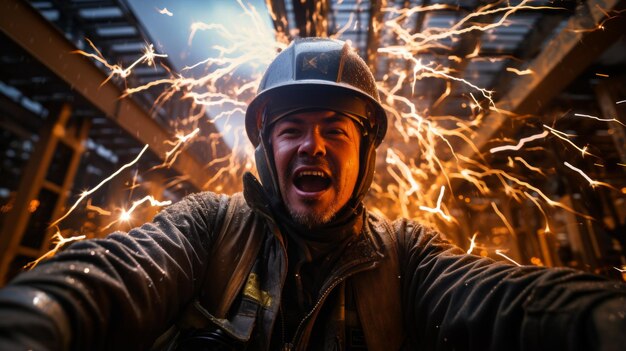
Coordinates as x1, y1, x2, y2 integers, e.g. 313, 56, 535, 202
170, 191, 251, 212
160, 191, 250, 225
181, 190, 231, 207
366, 211, 437, 239
366, 211, 458, 253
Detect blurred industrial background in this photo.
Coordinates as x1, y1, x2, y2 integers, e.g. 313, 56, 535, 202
0, 0, 625, 285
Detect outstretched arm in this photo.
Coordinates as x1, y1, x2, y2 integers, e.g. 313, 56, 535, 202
0, 192, 230, 350
397, 220, 626, 351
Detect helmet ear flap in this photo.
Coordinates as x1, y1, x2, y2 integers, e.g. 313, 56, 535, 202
254, 137, 281, 201
351, 133, 378, 207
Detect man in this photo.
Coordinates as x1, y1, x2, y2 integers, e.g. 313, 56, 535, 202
0, 38, 625, 350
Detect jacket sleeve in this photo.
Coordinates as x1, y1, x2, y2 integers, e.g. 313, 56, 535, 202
396, 219, 626, 351
0, 191, 230, 350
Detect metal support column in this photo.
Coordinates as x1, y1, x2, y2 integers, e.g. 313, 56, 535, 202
595, 79, 626, 164
0, 103, 90, 285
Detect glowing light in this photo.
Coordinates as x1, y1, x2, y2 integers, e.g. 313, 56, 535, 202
489, 131, 548, 154
158, 128, 201, 168
123, 196, 172, 218
119, 210, 131, 222
524, 191, 552, 233
86, 199, 112, 216
157, 7, 173, 16
506, 67, 534, 76
467, 232, 479, 254
563, 162, 613, 189
419, 186, 452, 222
513, 157, 546, 176
73, 39, 167, 86
25, 230, 86, 270
28, 199, 40, 213
490, 202, 515, 236
617, 100, 626, 104
543, 125, 592, 157
530, 257, 544, 266
574, 113, 626, 127
495, 249, 522, 266
49, 145, 149, 228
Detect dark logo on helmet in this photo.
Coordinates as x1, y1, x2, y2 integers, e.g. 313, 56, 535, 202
301, 52, 332, 75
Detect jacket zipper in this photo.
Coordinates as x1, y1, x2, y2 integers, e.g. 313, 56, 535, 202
283, 277, 342, 351
287, 257, 379, 350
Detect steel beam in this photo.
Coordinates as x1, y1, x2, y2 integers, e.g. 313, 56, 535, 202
365, 0, 384, 74
267, 0, 290, 39
0, 104, 72, 284
595, 79, 626, 164
291, 0, 330, 37
445, 0, 626, 169
0, 0, 220, 191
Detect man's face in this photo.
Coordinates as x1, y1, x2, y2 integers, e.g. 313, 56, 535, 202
270, 110, 361, 228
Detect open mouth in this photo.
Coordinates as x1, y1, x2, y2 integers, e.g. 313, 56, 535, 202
293, 170, 331, 193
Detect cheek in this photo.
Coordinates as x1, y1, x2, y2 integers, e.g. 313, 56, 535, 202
272, 140, 298, 194
340, 147, 360, 187
273, 147, 288, 181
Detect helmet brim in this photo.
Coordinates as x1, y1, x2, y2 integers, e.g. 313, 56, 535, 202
245, 80, 387, 147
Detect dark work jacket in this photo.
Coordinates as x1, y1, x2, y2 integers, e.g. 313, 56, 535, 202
0, 190, 625, 350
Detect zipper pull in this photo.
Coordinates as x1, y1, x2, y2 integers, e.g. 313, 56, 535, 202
282, 342, 294, 351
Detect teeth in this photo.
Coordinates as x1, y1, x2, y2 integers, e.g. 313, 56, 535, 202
297, 171, 327, 178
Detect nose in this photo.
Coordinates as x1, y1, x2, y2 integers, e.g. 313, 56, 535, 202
298, 129, 326, 157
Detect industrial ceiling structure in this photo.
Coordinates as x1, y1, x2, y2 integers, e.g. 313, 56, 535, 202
0, 0, 625, 284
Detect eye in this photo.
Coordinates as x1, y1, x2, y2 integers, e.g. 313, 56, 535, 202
325, 127, 348, 137
277, 127, 300, 137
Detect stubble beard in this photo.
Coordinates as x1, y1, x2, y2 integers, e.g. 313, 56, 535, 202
288, 198, 339, 229
279, 176, 340, 228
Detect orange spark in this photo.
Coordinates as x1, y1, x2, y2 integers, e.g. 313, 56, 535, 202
120, 196, 172, 222
495, 249, 522, 266
523, 191, 551, 233
73, 39, 167, 86
563, 162, 614, 189
513, 157, 546, 176
465, 44, 480, 58
159, 128, 201, 168
543, 125, 592, 157
86, 199, 112, 216
490, 202, 516, 236
50, 145, 149, 228
489, 131, 548, 154
419, 186, 452, 222
574, 113, 626, 127
467, 232, 479, 254
506, 67, 534, 76
25, 230, 86, 270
